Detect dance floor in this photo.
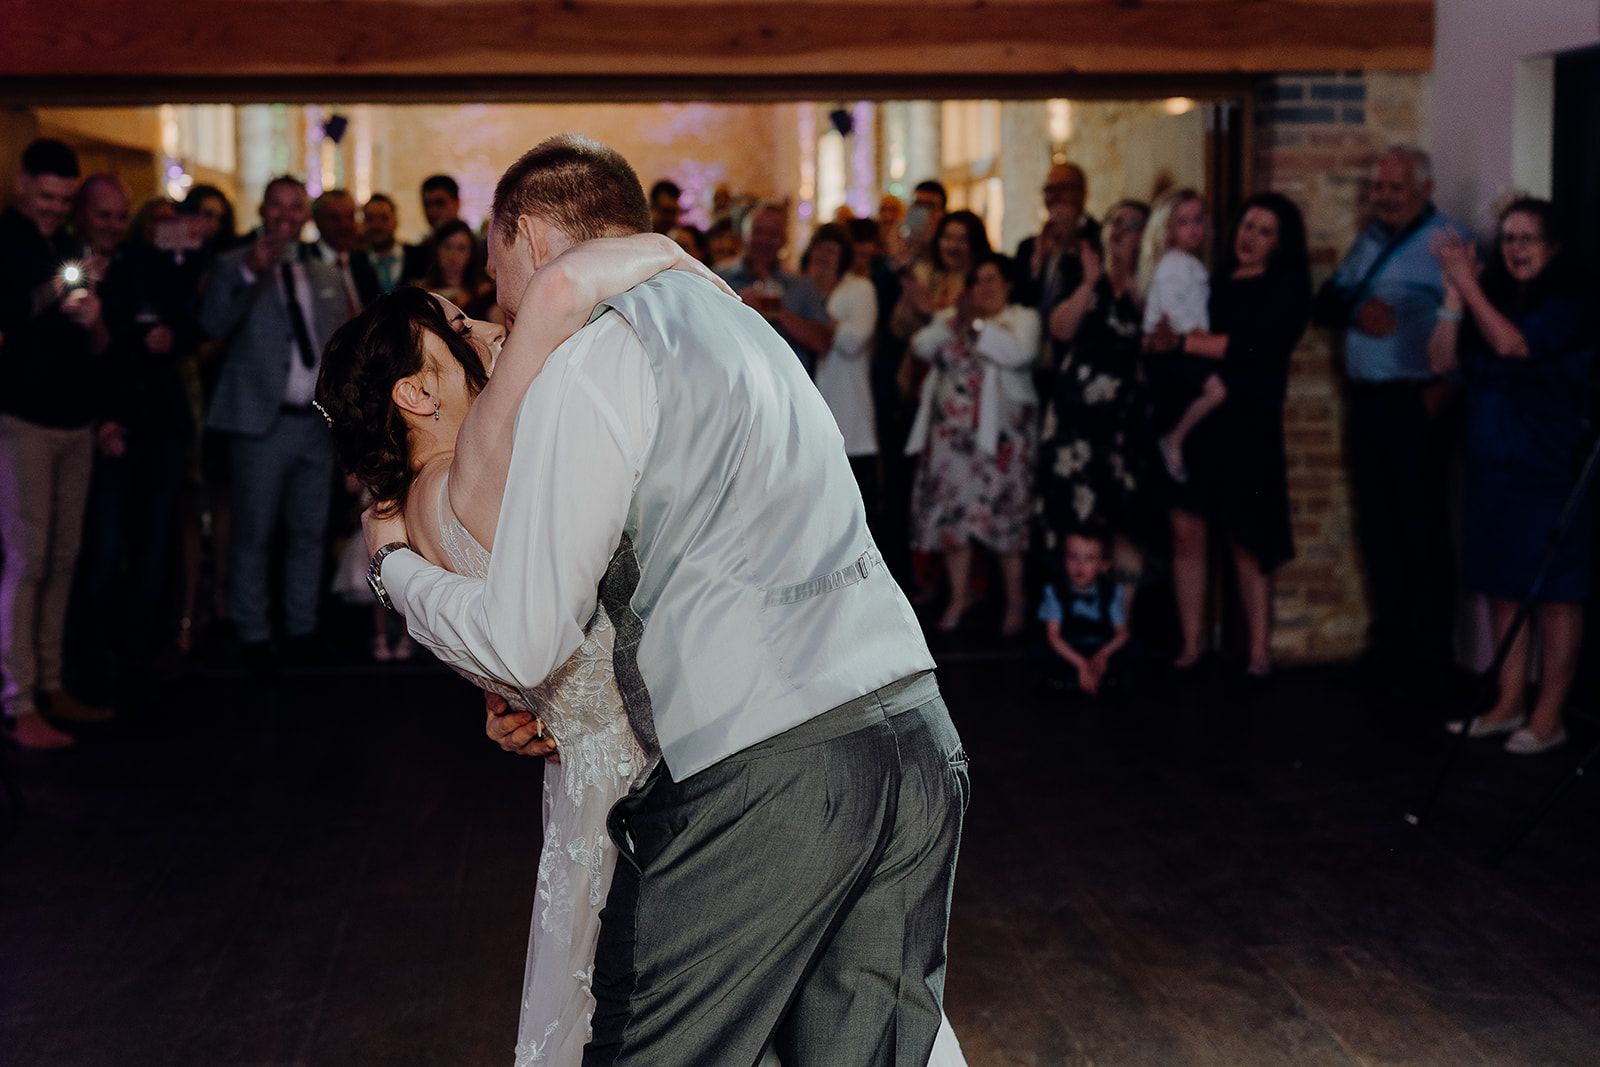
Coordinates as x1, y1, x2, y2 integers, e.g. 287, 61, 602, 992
3, 649, 1598, 1065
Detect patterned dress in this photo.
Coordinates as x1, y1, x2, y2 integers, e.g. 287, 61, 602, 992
1037, 276, 1155, 552
911, 329, 1036, 554
434, 476, 651, 1067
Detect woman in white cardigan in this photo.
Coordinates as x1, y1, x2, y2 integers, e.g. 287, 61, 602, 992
907, 253, 1041, 636
803, 224, 880, 516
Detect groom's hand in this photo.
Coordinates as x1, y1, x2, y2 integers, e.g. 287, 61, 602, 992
484, 692, 559, 761
362, 501, 409, 556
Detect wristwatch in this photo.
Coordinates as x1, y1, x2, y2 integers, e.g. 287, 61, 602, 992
367, 541, 410, 611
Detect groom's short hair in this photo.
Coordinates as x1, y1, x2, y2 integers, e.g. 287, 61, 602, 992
492, 134, 650, 244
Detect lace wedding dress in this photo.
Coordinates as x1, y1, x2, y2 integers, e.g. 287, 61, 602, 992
434, 476, 966, 1066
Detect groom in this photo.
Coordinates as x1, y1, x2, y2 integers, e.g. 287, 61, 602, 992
365, 135, 964, 1065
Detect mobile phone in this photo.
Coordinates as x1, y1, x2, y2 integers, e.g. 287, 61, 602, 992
153, 217, 205, 254
900, 203, 934, 244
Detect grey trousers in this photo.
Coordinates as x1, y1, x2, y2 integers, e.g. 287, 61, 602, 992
586, 671, 967, 1067
226, 412, 335, 643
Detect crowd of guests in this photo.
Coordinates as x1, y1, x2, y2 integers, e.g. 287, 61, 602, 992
0, 137, 1593, 758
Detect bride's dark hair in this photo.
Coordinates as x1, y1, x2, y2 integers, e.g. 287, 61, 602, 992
316, 286, 490, 515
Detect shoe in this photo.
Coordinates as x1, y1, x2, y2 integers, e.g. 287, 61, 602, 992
372, 636, 393, 663
1505, 726, 1567, 755
42, 688, 114, 725
6, 712, 76, 750
1444, 713, 1526, 738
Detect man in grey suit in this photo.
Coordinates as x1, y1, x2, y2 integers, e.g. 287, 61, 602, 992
201, 176, 348, 666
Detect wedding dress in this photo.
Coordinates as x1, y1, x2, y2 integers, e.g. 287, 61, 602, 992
434, 475, 966, 1066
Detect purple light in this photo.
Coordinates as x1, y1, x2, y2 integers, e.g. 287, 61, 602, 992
850, 102, 875, 217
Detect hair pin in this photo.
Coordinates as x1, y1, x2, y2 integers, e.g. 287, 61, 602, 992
311, 399, 335, 428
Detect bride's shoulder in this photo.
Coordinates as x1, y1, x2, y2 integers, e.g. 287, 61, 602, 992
403, 462, 451, 567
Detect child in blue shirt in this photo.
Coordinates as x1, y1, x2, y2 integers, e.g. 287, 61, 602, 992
1039, 526, 1131, 696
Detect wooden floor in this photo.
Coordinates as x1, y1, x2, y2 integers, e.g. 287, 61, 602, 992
2, 651, 1597, 1066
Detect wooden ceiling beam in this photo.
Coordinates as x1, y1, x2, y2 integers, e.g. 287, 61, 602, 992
3, 1, 1433, 82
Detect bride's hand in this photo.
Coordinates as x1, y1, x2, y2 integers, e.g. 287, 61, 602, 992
484, 691, 559, 760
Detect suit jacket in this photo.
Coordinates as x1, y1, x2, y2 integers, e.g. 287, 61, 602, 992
347, 248, 382, 307
401, 242, 431, 285
1015, 215, 1102, 310
200, 241, 349, 436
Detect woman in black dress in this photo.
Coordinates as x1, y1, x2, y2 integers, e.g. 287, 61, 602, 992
1038, 199, 1153, 569
1147, 192, 1311, 678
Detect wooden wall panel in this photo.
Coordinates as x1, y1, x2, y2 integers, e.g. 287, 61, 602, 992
1, 1, 1433, 87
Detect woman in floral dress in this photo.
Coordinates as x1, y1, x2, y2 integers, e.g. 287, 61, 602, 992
1037, 200, 1156, 577
907, 253, 1040, 636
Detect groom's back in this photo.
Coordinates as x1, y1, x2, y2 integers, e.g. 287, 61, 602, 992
593, 270, 934, 779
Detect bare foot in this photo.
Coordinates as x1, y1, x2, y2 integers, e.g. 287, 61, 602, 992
1172, 651, 1202, 670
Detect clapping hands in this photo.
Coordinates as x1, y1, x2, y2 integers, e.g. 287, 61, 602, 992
1431, 229, 1479, 294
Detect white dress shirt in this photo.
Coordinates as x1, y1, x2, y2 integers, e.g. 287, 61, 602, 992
237, 252, 323, 406
813, 274, 879, 457
382, 314, 658, 693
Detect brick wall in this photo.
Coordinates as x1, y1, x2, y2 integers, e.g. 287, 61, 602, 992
1253, 72, 1430, 662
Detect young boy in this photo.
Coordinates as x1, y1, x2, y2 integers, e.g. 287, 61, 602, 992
1038, 526, 1131, 697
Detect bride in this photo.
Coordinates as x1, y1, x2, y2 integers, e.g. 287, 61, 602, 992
315, 234, 966, 1066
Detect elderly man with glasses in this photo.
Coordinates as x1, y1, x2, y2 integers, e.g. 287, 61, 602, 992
1015, 162, 1101, 319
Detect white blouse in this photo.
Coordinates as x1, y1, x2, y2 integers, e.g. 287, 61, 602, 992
905, 303, 1040, 458
813, 274, 880, 457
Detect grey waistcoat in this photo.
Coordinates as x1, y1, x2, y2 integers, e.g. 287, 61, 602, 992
591, 271, 936, 780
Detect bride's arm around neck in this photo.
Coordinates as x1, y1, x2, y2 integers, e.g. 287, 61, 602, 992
446, 233, 731, 550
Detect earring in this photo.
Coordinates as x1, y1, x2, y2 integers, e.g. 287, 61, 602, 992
432, 403, 441, 422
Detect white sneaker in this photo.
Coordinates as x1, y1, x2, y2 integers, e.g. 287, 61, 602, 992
1505, 727, 1567, 755
1444, 714, 1526, 738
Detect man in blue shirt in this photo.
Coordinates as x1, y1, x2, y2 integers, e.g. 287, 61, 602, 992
1315, 146, 1463, 682
718, 202, 832, 377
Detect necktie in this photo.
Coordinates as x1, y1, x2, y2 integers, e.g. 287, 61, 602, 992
280, 260, 317, 369
335, 252, 360, 316
375, 254, 395, 293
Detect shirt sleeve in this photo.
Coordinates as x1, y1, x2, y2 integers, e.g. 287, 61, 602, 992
382, 314, 656, 692
787, 276, 833, 324
975, 304, 1042, 369
910, 308, 956, 361
1038, 584, 1063, 624
1109, 585, 1128, 628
